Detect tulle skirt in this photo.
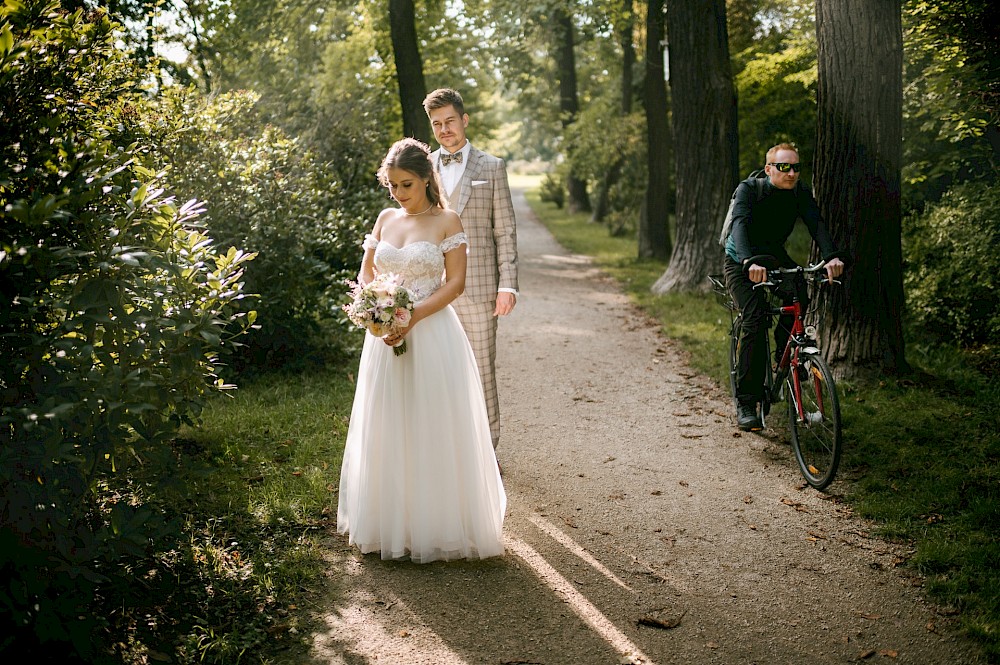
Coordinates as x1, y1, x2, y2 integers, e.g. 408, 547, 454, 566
337, 305, 506, 563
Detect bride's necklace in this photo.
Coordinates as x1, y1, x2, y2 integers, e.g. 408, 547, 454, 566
404, 202, 435, 216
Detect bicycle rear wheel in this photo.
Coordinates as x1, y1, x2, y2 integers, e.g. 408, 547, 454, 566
787, 351, 842, 490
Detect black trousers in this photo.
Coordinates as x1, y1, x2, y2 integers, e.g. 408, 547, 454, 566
724, 256, 808, 404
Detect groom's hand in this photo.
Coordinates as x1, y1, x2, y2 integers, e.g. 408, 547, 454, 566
494, 292, 516, 317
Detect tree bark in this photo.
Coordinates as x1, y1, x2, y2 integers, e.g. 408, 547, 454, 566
814, 0, 907, 377
638, 0, 671, 260
651, 0, 736, 291
592, 2, 635, 224
388, 0, 430, 144
553, 6, 591, 213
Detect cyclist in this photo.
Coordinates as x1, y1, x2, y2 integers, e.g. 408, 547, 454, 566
722, 143, 845, 431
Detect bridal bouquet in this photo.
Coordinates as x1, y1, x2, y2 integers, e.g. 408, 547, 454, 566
343, 273, 414, 356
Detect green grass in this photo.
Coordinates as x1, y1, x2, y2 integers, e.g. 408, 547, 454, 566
114, 369, 356, 664
523, 188, 1000, 662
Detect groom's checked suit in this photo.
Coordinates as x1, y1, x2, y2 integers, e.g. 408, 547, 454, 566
435, 143, 518, 448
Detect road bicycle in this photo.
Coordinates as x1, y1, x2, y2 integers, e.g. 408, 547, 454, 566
709, 257, 843, 490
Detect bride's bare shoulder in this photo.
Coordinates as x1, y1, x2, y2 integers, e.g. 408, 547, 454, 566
436, 208, 464, 236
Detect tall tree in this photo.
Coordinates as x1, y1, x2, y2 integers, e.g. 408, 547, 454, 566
814, 0, 907, 377
388, 0, 430, 143
638, 0, 671, 259
592, 0, 635, 224
651, 0, 737, 289
553, 4, 590, 213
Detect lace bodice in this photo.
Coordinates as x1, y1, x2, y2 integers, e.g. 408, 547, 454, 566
364, 233, 467, 302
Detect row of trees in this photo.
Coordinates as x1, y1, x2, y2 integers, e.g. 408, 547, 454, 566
370, 0, 998, 378
2, 0, 998, 659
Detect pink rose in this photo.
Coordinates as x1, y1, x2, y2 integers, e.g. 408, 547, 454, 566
393, 307, 411, 326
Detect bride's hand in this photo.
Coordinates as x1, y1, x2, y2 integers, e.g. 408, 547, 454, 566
383, 328, 409, 347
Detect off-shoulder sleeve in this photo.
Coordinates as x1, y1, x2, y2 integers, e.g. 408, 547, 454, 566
362, 233, 378, 250
440, 232, 468, 253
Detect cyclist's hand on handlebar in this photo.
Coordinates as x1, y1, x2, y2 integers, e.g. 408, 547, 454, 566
825, 257, 845, 283
748, 263, 768, 284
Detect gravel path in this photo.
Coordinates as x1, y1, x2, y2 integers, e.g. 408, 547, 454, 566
307, 188, 983, 665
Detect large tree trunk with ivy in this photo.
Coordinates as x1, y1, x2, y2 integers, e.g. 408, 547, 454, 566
814, 0, 907, 377
651, 0, 736, 291
553, 6, 590, 213
389, 0, 430, 144
638, 0, 671, 260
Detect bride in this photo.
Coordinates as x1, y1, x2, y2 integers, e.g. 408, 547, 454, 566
337, 138, 506, 563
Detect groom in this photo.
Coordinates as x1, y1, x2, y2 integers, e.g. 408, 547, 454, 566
423, 88, 518, 449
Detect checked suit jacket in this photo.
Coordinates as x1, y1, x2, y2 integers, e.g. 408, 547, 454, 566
436, 145, 518, 444
441, 146, 518, 303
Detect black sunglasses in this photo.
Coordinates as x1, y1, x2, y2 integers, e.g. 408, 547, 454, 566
768, 162, 802, 173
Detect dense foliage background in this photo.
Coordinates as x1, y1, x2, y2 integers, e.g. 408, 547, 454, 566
1, 0, 997, 662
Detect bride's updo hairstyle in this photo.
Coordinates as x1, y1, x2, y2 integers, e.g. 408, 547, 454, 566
377, 137, 448, 209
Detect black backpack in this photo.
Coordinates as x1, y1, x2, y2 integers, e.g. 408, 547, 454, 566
718, 169, 766, 246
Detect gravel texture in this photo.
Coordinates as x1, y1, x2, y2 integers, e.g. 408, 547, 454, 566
307, 189, 983, 665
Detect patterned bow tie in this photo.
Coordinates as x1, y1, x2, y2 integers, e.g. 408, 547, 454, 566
441, 151, 463, 166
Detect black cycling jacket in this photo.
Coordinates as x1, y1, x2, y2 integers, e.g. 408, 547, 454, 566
724, 176, 838, 267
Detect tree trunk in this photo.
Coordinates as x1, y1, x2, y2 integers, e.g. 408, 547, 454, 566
388, 0, 430, 144
592, 2, 635, 224
553, 7, 591, 213
638, 0, 671, 260
184, 0, 213, 92
814, 0, 907, 378
651, 0, 736, 291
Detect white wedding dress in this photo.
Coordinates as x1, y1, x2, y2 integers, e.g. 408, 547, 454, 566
337, 232, 506, 563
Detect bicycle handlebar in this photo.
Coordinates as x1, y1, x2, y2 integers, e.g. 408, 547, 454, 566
743, 255, 841, 289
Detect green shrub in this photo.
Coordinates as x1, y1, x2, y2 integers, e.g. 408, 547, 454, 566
0, 4, 255, 658
903, 180, 1000, 346
146, 87, 378, 373
539, 172, 565, 209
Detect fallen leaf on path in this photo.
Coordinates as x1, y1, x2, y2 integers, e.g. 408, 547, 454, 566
398, 630, 410, 637
858, 649, 876, 659
705, 641, 720, 649
637, 608, 686, 630
926, 621, 937, 633
879, 649, 899, 658
780, 497, 810, 512
859, 612, 882, 620
604, 456, 616, 463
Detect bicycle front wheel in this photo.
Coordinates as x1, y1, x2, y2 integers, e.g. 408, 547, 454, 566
728, 318, 740, 412
787, 351, 842, 490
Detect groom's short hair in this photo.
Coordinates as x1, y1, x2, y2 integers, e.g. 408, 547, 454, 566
423, 88, 465, 117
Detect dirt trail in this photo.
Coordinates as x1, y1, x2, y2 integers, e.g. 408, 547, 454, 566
306, 189, 982, 664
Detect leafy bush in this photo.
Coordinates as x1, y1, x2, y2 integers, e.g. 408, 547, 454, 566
904, 180, 1000, 346
146, 87, 378, 372
562, 98, 647, 227
0, 3, 255, 658
539, 172, 565, 208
